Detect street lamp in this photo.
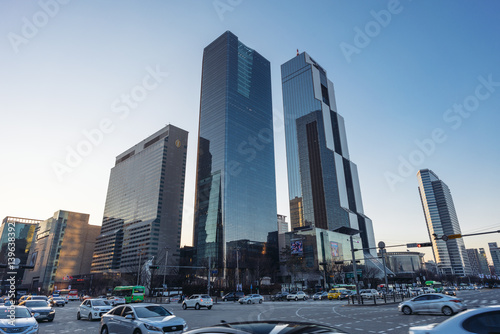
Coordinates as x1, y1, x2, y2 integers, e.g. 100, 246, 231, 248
334, 226, 361, 302
163, 248, 169, 296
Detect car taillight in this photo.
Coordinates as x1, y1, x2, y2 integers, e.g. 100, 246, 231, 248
450, 299, 461, 303
200, 299, 203, 302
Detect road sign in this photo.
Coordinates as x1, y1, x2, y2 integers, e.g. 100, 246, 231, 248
448, 234, 462, 240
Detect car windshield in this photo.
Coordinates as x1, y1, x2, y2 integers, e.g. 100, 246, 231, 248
92, 300, 110, 306
0, 308, 31, 319
25, 301, 49, 307
135, 305, 172, 318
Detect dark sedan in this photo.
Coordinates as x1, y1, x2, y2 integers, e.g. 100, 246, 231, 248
184, 321, 347, 334
19, 300, 55, 322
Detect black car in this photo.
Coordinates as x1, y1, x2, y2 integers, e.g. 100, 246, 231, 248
442, 287, 457, 296
271, 291, 289, 301
184, 321, 347, 334
20, 300, 55, 322
222, 292, 245, 302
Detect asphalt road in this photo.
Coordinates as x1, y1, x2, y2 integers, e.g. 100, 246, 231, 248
36, 289, 500, 334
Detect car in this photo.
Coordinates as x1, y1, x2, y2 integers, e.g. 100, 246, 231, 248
327, 289, 346, 300
77, 298, 113, 321
409, 305, 500, 333
100, 303, 187, 334
312, 291, 328, 300
182, 294, 213, 310
338, 290, 355, 300
398, 293, 466, 316
49, 297, 66, 307
408, 288, 423, 296
238, 294, 264, 304
0, 305, 39, 334
271, 291, 289, 301
286, 291, 308, 301
107, 295, 126, 306
422, 287, 435, 294
442, 287, 457, 296
183, 320, 347, 334
222, 292, 245, 302
19, 300, 55, 322
359, 289, 380, 299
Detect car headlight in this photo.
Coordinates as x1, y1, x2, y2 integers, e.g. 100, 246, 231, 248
144, 323, 162, 331
93, 307, 99, 311
50, 309, 55, 314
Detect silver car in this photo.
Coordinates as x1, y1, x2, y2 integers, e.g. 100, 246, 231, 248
99, 303, 187, 334
78, 298, 113, 321
238, 294, 264, 304
398, 293, 466, 316
0, 305, 39, 333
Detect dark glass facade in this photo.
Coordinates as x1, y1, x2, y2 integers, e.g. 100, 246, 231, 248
281, 53, 376, 254
417, 169, 471, 276
193, 31, 277, 279
92, 125, 188, 274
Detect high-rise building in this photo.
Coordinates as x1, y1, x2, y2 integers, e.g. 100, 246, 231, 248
22, 210, 100, 293
467, 249, 481, 276
489, 242, 500, 275
417, 169, 471, 276
91, 125, 188, 274
0, 217, 40, 292
193, 31, 277, 277
479, 248, 491, 276
280, 52, 375, 254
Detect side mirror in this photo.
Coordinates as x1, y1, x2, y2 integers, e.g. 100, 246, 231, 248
33, 313, 40, 318
125, 314, 134, 320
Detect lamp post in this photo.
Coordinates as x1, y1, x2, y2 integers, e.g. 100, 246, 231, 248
163, 248, 169, 293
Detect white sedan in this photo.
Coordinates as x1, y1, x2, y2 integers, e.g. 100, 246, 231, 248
77, 298, 112, 320
286, 291, 308, 301
182, 294, 213, 310
238, 294, 264, 304
410, 305, 500, 333
107, 296, 126, 306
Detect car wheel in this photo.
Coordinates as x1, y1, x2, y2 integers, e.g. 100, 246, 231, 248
442, 306, 453, 316
100, 326, 109, 334
207, 305, 212, 310
247, 300, 251, 304
133, 330, 142, 334
195, 303, 200, 310
259, 299, 263, 304
402, 306, 412, 315
89, 313, 93, 321
182, 303, 187, 310
223, 298, 226, 302
295, 297, 298, 301
77, 312, 81, 320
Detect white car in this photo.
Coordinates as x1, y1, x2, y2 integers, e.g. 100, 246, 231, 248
100, 303, 187, 334
77, 298, 112, 321
107, 296, 126, 306
286, 291, 308, 301
409, 305, 500, 333
399, 293, 466, 316
182, 294, 213, 310
238, 294, 264, 304
359, 289, 380, 299
0, 305, 39, 333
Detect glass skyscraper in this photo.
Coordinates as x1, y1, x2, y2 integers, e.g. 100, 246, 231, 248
281, 52, 376, 254
193, 31, 277, 279
417, 169, 471, 276
92, 125, 188, 274
489, 242, 500, 275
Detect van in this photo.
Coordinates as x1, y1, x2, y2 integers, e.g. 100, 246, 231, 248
222, 291, 244, 301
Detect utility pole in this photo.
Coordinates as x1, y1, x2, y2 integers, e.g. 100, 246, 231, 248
236, 247, 240, 291
162, 248, 169, 296
379, 241, 389, 292
350, 235, 360, 302
207, 255, 211, 296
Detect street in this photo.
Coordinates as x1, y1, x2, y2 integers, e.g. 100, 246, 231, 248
36, 289, 500, 334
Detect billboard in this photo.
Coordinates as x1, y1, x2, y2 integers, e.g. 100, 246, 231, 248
330, 242, 340, 258
291, 240, 303, 256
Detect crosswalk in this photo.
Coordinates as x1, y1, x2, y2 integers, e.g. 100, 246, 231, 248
462, 299, 499, 306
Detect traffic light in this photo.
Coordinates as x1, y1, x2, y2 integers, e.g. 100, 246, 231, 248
149, 266, 160, 270
417, 242, 432, 248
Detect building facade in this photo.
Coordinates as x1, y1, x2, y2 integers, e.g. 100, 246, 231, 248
417, 169, 471, 276
479, 248, 491, 276
22, 210, 99, 293
0, 217, 40, 293
467, 248, 483, 276
281, 52, 376, 254
91, 125, 188, 275
378, 251, 425, 275
489, 242, 500, 275
193, 31, 277, 280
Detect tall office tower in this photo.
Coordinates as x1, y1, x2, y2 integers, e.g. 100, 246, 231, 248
417, 169, 472, 276
467, 249, 481, 276
479, 248, 491, 275
0, 217, 40, 292
22, 210, 99, 293
193, 31, 277, 275
489, 242, 500, 274
92, 125, 188, 274
281, 52, 375, 253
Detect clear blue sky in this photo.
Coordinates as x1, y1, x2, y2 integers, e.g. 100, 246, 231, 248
1, 0, 499, 264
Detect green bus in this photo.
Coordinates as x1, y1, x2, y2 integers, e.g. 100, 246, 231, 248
112, 286, 145, 303
425, 281, 443, 293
